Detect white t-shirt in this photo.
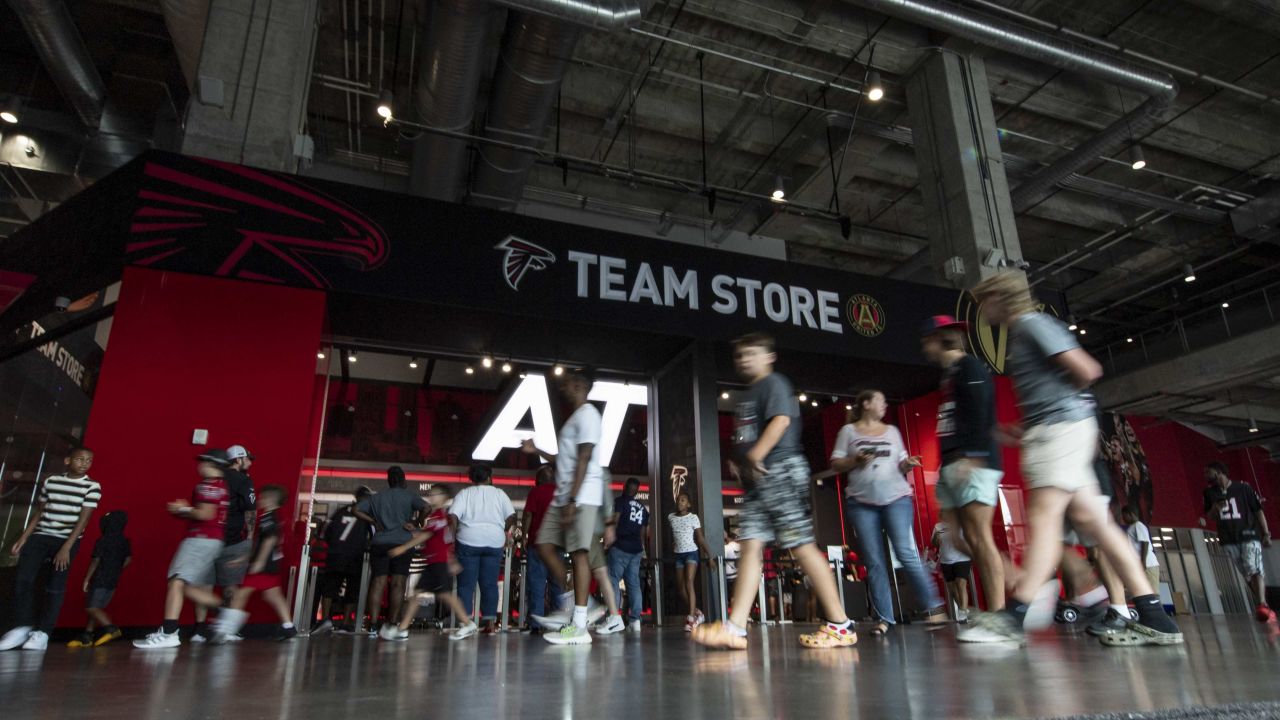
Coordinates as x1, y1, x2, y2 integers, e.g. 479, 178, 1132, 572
555, 403, 605, 507
668, 512, 701, 553
449, 485, 515, 549
1127, 521, 1159, 568
933, 521, 970, 565
830, 424, 912, 506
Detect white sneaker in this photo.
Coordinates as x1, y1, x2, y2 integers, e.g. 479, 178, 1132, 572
594, 615, 625, 635
1024, 580, 1061, 631
544, 624, 592, 645
956, 609, 970, 624
0, 626, 32, 651
312, 620, 334, 635
449, 623, 478, 641
190, 633, 208, 644
586, 598, 607, 626
20, 631, 48, 651
133, 629, 181, 649
627, 620, 642, 633
390, 629, 410, 642
378, 624, 399, 641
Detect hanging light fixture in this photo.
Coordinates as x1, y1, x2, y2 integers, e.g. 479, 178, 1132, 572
1183, 264, 1196, 283
553, 364, 564, 376
1067, 315, 1078, 331
1129, 144, 1147, 171
317, 350, 326, 359
465, 365, 475, 375
798, 393, 808, 402
347, 350, 358, 363
865, 70, 884, 102
771, 175, 785, 202
481, 355, 494, 369
408, 357, 419, 369
0, 97, 19, 124
1248, 418, 1259, 434
501, 361, 512, 373
1222, 302, 1230, 309
1126, 337, 1134, 343
721, 391, 730, 400
376, 89, 394, 120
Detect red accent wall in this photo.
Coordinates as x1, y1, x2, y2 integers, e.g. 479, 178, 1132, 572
66, 268, 325, 628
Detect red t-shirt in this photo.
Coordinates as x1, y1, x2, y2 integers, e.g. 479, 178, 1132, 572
421, 508, 453, 564
187, 476, 229, 540
524, 484, 556, 543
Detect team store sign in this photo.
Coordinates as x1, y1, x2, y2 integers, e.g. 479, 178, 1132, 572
471, 374, 648, 467
565, 251, 847, 336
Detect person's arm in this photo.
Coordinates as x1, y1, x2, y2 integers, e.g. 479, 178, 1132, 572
562, 442, 594, 523
1053, 348, 1103, 388
352, 508, 379, 528
930, 527, 941, 551
520, 438, 556, 463
249, 535, 277, 574
52, 505, 94, 570
829, 425, 866, 474
520, 510, 534, 545
693, 525, 715, 566
82, 557, 101, 592
9, 503, 45, 556
1250, 489, 1271, 546
388, 530, 433, 558
747, 417, 789, 473
892, 428, 922, 475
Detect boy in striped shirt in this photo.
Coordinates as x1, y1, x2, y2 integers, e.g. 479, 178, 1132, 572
1, 448, 100, 652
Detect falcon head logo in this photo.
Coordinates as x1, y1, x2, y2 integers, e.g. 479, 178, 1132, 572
670, 465, 689, 505
495, 235, 555, 291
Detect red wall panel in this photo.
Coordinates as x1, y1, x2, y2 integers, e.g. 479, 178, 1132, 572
68, 268, 325, 628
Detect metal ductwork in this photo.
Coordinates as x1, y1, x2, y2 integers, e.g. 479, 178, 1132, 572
158, 0, 211, 90
493, 0, 643, 30
844, 0, 1179, 213
409, 0, 495, 201
7, 0, 107, 129
470, 12, 580, 209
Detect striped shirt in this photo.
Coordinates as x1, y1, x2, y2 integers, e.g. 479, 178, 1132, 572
35, 474, 101, 538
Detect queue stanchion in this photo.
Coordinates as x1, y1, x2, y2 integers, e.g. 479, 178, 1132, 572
286, 565, 299, 615
517, 551, 528, 630
500, 544, 514, 633
758, 575, 770, 626
716, 555, 728, 623
775, 575, 792, 624
354, 550, 372, 634
299, 565, 319, 634
652, 557, 664, 627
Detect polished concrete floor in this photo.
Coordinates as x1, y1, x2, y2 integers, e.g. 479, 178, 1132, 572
1, 617, 1279, 720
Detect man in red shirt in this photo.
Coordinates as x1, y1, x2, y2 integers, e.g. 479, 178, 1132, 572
382, 485, 471, 641
134, 450, 234, 649
521, 465, 561, 631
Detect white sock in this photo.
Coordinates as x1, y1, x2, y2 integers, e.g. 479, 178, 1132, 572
726, 621, 747, 637
282, 622, 294, 629
1072, 586, 1108, 607
1110, 603, 1128, 616
572, 606, 588, 629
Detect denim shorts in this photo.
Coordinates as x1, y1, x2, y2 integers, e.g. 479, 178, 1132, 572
674, 550, 700, 568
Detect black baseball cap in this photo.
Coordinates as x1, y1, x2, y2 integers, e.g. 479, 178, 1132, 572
920, 315, 969, 337
197, 448, 232, 466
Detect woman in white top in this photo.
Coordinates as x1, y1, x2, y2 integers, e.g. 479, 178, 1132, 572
831, 389, 946, 633
668, 492, 711, 631
449, 464, 516, 630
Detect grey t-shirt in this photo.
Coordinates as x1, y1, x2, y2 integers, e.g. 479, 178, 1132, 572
357, 487, 427, 547
732, 372, 803, 467
1007, 312, 1094, 427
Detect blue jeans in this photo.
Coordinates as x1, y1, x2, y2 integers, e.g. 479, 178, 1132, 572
607, 547, 644, 622
456, 543, 503, 620
846, 496, 941, 623
525, 549, 561, 618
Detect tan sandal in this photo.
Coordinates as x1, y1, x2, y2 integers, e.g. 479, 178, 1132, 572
800, 624, 858, 649
691, 621, 749, 650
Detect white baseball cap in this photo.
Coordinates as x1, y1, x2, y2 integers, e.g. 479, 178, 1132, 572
227, 445, 256, 461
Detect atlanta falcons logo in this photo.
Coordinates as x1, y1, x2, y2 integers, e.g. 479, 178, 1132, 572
495, 235, 556, 291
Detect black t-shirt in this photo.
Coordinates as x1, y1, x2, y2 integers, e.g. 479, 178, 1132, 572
222, 468, 256, 544
324, 504, 372, 560
1205, 482, 1263, 544
252, 508, 284, 575
937, 355, 1002, 472
732, 372, 803, 468
90, 535, 132, 589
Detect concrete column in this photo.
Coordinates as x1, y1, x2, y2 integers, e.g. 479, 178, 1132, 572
180, 0, 317, 171
906, 51, 1023, 289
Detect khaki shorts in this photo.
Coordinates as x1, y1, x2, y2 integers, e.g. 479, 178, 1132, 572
537, 503, 600, 555
1145, 565, 1161, 590
1021, 417, 1100, 492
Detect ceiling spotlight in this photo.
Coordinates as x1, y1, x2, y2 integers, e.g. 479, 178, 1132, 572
845, 404, 853, 411
0, 97, 18, 124
1129, 144, 1147, 171
811, 400, 819, 407
501, 361, 512, 373
1126, 337, 1134, 343
1079, 328, 1087, 335
1067, 315, 1078, 331
518, 372, 527, 379
553, 364, 564, 376
798, 393, 808, 402
347, 350, 358, 363
317, 350, 326, 359
865, 70, 884, 102
409, 357, 419, 369
1183, 264, 1196, 283
1222, 302, 1230, 309
481, 355, 494, 369
1248, 418, 1259, 434
721, 391, 730, 400
376, 89, 394, 120
771, 175, 785, 202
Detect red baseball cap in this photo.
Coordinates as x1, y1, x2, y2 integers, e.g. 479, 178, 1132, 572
921, 315, 968, 336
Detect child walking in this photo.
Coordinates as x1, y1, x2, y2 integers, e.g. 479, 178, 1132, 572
214, 485, 296, 642
383, 485, 475, 641
668, 492, 712, 632
68, 511, 131, 647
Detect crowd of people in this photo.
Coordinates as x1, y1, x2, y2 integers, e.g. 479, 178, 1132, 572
1, 272, 1275, 654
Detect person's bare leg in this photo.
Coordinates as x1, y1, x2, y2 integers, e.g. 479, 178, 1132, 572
184, 584, 224, 609
1065, 488, 1154, 598
87, 608, 110, 630
1091, 549, 1124, 605
537, 543, 570, 599
592, 566, 619, 616
954, 578, 970, 611
320, 596, 333, 622
387, 576, 407, 626
261, 587, 293, 623
727, 540, 763, 628
230, 586, 254, 610
193, 585, 214, 623
367, 576, 388, 629
439, 592, 472, 626
397, 593, 422, 631
1249, 573, 1266, 606
792, 543, 850, 623
1060, 549, 1095, 600
959, 503, 1005, 611
686, 563, 700, 616
1010, 488, 1074, 603
570, 550, 591, 606
673, 563, 690, 613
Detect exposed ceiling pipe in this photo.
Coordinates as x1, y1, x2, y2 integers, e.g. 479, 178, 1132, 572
495, 0, 644, 29
843, 0, 1179, 213
409, 0, 495, 201
7, 0, 108, 129
158, 0, 210, 90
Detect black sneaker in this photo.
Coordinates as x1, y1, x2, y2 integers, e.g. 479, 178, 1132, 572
1085, 608, 1129, 637
276, 625, 299, 641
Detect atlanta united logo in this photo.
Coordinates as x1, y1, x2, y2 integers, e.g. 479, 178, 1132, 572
956, 291, 1058, 374
495, 235, 556, 291
845, 294, 886, 337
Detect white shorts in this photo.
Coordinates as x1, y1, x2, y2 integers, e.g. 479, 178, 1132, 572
1021, 417, 1100, 492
